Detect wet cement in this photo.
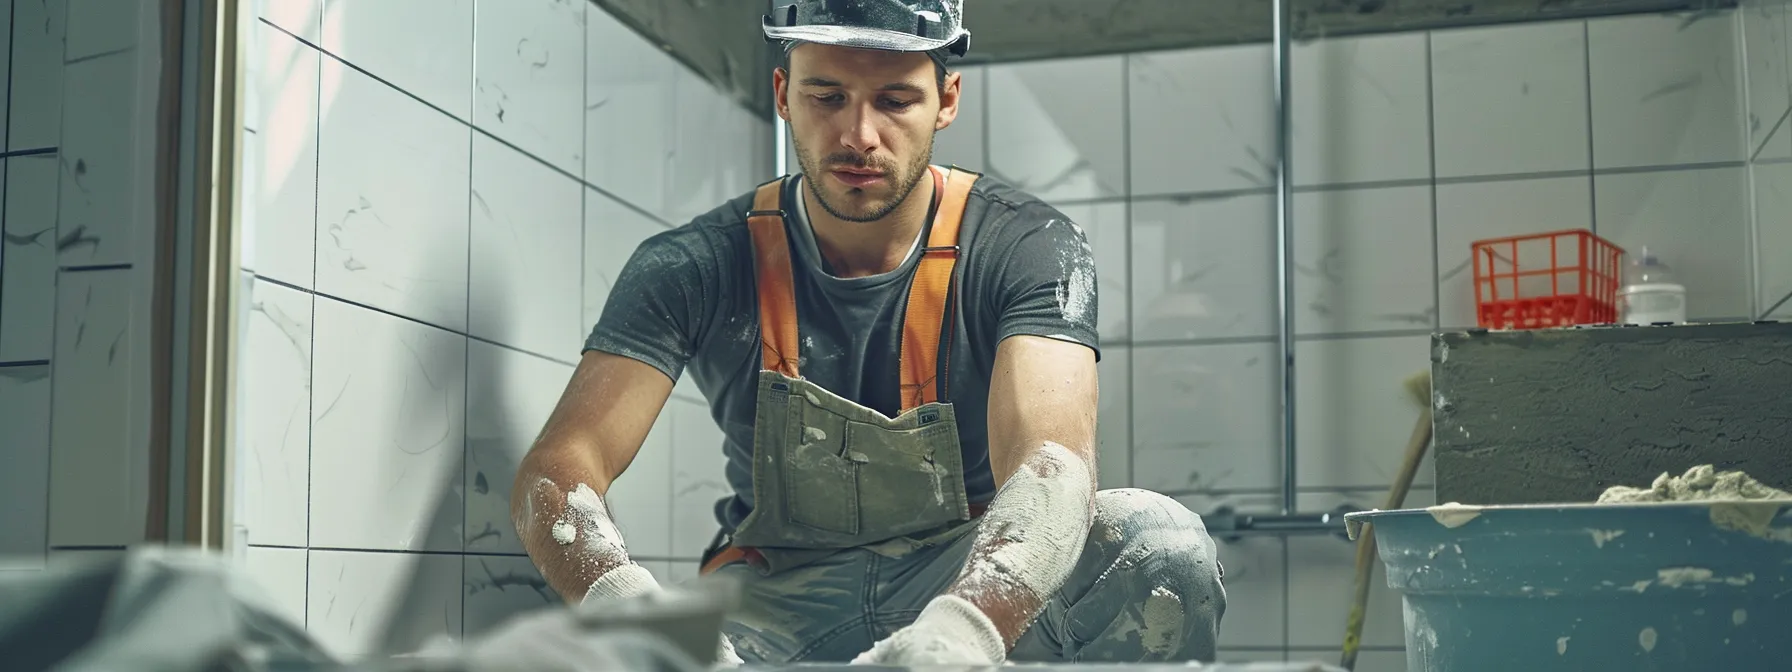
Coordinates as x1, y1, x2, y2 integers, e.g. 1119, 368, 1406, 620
1431, 321, 1792, 505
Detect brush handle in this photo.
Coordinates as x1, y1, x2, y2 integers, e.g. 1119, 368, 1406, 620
1342, 407, 1434, 670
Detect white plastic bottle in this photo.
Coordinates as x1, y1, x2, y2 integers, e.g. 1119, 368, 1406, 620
1617, 246, 1687, 325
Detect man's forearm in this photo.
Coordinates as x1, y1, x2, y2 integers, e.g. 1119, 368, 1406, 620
945, 440, 1096, 647
510, 451, 637, 603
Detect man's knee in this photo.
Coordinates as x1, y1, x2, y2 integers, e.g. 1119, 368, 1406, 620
1094, 489, 1225, 647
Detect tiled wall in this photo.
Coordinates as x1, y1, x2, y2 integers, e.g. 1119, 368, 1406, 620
1745, 0, 1792, 320
827, 8, 1760, 668
0, 0, 164, 573
237, 0, 768, 658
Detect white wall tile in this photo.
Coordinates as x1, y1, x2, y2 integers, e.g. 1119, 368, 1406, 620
1434, 177, 1594, 329
1218, 650, 1290, 663
0, 4, 12, 140
310, 298, 467, 552
241, 279, 313, 547
58, 51, 144, 268
10, 0, 66, 152
667, 560, 701, 584
987, 57, 1124, 201
1431, 22, 1591, 178
1173, 492, 1286, 650
1743, 3, 1792, 160
0, 364, 51, 569
0, 154, 60, 361
1049, 201, 1128, 340
669, 397, 729, 558
315, 59, 471, 330
464, 341, 574, 553
64, 0, 139, 63
1292, 34, 1432, 186
473, 0, 585, 174
1293, 186, 1436, 335
583, 188, 672, 339
251, 24, 320, 288
1133, 342, 1280, 493
1295, 336, 1436, 490
1352, 650, 1410, 672
46, 547, 126, 567
464, 554, 558, 638
261, 0, 323, 43
321, 0, 473, 120
585, 5, 676, 218
1286, 491, 1434, 652
469, 136, 582, 356
306, 550, 463, 657
1588, 12, 1745, 169
666, 73, 771, 226
49, 268, 148, 548
933, 65, 986, 173
1596, 167, 1752, 320
1754, 162, 1792, 317
604, 400, 674, 559
243, 545, 309, 626
1130, 193, 1278, 341
1129, 45, 1274, 197
1095, 346, 1130, 490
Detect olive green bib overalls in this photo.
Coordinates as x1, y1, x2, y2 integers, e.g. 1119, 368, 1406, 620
700, 165, 982, 576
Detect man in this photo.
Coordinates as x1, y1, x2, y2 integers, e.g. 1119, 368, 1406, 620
511, 0, 1226, 665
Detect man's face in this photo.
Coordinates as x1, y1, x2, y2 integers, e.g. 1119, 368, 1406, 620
776, 43, 961, 223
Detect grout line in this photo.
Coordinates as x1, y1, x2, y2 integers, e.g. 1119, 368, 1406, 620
462, 5, 477, 632
305, 0, 325, 629
254, 273, 581, 368
0, 359, 52, 368
1121, 54, 1135, 489
60, 263, 133, 273
1163, 484, 1435, 499
1750, 107, 1792, 163
1425, 31, 1443, 332
0, 0, 13, 383
1115, 328, 1437, 350
1583, 21, 1599, 236
0, 146, 55, 159
259, 17, 676, 232
47, 545, 130, 551
1121, 160, 1754, 207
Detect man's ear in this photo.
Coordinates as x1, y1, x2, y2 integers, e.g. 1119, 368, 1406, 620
935, 70, 962, 131
774, 67, 792, 122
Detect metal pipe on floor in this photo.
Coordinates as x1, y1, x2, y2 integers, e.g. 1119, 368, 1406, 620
1272, 0, 1299, 516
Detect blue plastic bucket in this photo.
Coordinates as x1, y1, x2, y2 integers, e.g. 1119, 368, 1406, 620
1345, 501, 1791, 672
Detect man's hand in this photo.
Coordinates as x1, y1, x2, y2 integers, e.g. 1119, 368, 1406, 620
850, 594, 1005, 665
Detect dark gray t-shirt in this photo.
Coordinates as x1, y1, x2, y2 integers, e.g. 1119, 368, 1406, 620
584, 172, 1099, 535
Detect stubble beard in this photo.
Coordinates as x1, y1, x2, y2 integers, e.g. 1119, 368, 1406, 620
793, 132, 936, 224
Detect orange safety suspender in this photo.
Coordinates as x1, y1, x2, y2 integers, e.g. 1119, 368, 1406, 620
744, 166, 978, 412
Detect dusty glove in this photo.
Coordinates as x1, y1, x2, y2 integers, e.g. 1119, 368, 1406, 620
581, 563, 660, 604
582, 564, 744, 669
714, 634, 745, 667
849, 594, 1005, 666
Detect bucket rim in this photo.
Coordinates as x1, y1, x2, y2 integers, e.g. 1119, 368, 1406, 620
1342, 499, 1792, 539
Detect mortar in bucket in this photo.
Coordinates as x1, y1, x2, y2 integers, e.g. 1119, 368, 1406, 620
1344, 500, 1791, 671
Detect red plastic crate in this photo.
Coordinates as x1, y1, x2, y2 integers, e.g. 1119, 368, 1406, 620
1471, 229, 1624, 330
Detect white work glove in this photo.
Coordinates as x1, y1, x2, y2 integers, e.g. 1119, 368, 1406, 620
581, 564, 746, 668
850, 594, 1005, 666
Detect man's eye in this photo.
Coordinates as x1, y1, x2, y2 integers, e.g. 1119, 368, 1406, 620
815, 94, 843, 105
883, 99, 917, 110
